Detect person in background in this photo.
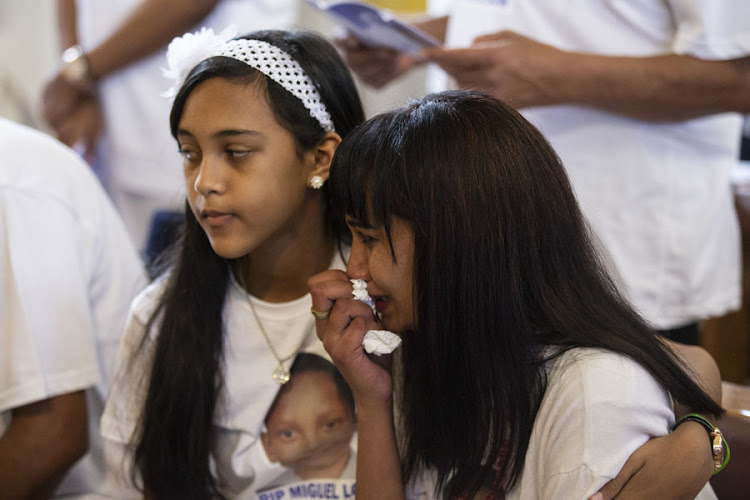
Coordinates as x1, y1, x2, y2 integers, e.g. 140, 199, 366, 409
0, 117, 146, 497
311, 91, 727, 500
341, 0, 750, 345
42, 0, 298, 257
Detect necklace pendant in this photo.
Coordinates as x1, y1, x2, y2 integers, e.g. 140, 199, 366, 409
272, 363, 291, 385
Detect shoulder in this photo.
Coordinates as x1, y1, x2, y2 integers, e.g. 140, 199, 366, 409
515, 348, 674, 497
101, 278, 169, 444
548, 348, 659, 390
541, 348, 671, 427
0, 119, 99, 197
129, 276, 169, 326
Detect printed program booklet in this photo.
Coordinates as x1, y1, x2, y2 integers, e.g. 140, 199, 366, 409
306, 0, 441, 54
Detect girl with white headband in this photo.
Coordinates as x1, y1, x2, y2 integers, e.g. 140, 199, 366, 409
98, 29, 365, 498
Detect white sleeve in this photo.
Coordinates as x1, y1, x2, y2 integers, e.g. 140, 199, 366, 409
96, 290, 158, 497
100, 292, 158, 446
669, 0, 750, 59
0, 188, 98, 414
522, 351, 674, 500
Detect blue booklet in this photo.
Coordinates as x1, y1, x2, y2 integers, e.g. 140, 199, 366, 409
306, 0, 441, 55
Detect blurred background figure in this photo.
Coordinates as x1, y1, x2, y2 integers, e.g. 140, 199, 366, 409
41, 0, 299, 262
0, 117, 146, 497
342, 0, 750, 348
0, 0, 57, 129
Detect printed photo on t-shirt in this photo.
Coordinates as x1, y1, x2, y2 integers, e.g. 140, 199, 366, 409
258, 353, 357, 499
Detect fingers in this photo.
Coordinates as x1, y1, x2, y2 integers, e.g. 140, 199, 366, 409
308, 269, 352, 316
421, 47, 489, 74
343, 44, 418, 88
334, 33, 364, 51
54, 98, 103, 163
42, 75, 87, 128
472, 30, 526, 45
319, 302, 379, 368
589, 451, 644, 500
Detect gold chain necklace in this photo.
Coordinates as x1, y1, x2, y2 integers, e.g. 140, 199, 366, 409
244, 289, 301, 385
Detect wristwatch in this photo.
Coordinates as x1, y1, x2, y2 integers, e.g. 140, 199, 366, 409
670, 413, 729, 473
60, 45, 93, 88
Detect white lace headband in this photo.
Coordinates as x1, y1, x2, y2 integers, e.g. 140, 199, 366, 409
163, 26, 335, 133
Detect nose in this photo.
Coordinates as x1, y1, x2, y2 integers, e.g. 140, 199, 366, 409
193, 155, 226, 196
346, 238, 370, 280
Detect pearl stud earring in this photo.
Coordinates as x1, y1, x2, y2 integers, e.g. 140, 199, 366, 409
310, 175, 325, 189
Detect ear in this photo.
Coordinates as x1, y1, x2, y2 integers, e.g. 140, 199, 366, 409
307, 131, 342, 186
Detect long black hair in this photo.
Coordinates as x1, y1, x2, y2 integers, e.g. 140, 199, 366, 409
132, 30, 364, 499
329, 91, 722, 499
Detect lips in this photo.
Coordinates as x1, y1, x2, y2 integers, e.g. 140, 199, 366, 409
202, 209, 233, 227
372, 295, 389, 313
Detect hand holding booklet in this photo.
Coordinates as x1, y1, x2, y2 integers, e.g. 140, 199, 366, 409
306, 0, 441, 55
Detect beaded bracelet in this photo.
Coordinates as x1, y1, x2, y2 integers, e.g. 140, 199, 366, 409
670, 413, 730, 474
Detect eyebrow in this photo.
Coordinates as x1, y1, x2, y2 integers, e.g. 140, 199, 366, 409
176, 128, 264, 139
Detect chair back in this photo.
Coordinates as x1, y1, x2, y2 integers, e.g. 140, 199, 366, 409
709, 381, 750, 500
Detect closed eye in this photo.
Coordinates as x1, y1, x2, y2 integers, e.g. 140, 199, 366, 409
354, 230, 377, 247
227, 149, 250, 160
178, 147, 200, 162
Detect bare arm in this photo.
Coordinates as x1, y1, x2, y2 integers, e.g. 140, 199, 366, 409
591, 341, 721, 499
353, 396, 405, 500
423, 31, 750, 121
591, 421, 714, 500
57, 0, 78, 49
83, 0, 220, 81
309, 270, 406, 500
665, 340, 722, 417
45, 0, 218, 155
0, 391, 88, 499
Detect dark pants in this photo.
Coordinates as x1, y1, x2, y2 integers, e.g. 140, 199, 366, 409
143, 210, 185, 278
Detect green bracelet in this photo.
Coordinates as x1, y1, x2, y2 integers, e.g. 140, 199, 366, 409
671, 413, 730, 474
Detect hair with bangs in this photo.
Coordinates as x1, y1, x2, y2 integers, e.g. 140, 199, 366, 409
132, 30, 364, 499
330, 90, 721, 499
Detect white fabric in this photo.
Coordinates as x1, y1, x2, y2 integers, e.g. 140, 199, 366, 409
98, 253, 346, 498
406, 348, 717, 499
74, 0, 298, 250
215, 39, 335, 133
439, 0, 750, 329
0, 118, 146, 496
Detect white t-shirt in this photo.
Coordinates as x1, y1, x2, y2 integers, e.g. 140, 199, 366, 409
407, 348, 717, 499
0, 118, 147, 495
99, 252, 347, 498
441, 0, 750, 329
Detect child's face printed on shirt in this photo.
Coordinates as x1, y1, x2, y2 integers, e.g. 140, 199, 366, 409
262, 371, 356, 479
178, 77, 318, 260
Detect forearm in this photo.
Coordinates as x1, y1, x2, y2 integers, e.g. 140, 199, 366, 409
413, 15, 448, 44
555, 52, 750, 121
85, 0, 219, 81
355, 400, 405, 500
0, 392, 88, 498
57, 0, 78, 49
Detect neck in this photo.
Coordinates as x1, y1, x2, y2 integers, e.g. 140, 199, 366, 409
237, 196, 335, 302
